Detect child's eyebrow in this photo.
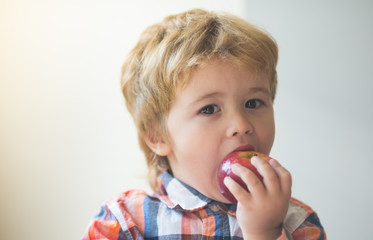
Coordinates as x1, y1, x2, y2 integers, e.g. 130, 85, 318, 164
248, 87, 271, 95
190, 87, 270, 105
191, 92, 223, 104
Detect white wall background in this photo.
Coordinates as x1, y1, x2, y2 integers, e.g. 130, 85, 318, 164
1, 0, 372, 239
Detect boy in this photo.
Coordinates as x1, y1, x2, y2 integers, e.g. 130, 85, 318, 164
83, 9, 325, 239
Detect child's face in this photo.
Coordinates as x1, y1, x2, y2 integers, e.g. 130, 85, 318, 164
164, 59, 275, 203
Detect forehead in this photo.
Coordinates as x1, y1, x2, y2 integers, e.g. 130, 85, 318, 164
174, 60, 270, 102
188, 60, 268, 89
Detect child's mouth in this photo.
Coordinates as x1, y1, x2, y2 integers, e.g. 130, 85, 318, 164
232, 144, 255, 153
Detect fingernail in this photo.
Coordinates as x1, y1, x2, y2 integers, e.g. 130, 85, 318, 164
224, 176, 232, 186
231, 164, 241, 173
269, 158, 279, 166
251, 156, 260, 165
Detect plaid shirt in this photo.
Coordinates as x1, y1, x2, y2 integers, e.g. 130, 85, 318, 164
82, 171, 326, 239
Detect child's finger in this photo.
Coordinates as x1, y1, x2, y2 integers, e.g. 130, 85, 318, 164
269, 159, 292, 197
231, 164, 266, 197
223, 175, 252, 203
251, 156, 281, 193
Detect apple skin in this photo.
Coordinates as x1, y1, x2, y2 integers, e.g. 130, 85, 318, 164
217, 151, 272, 203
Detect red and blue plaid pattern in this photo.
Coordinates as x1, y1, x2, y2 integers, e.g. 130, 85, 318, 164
82, 171, 325, 239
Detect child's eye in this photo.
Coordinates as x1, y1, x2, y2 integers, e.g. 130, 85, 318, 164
200, 104, 220, 115
245, 99, 262, 109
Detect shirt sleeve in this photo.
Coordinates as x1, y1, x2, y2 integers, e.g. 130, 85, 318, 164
291, 212, 326, 240
276, 197, 326, 240
81, 203, 143, 240
276, 213, 326, 240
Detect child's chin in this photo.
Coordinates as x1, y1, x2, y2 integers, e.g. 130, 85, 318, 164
211, 192, 232, 204
219, 197, 232, 204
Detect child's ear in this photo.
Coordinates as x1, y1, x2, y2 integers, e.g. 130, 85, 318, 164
144, 132, 171, 156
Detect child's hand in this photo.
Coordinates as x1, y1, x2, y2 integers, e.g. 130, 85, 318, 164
224, 156, 292, 240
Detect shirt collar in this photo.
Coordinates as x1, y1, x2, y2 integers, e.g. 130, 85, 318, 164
155, 171, 237, 214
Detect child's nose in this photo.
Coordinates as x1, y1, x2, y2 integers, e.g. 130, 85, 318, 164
226, 112, 253, 138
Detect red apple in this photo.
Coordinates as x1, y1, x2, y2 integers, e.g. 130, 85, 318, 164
217, 151, 272, 203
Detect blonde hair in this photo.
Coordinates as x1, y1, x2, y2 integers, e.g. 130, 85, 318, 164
121, 9, 278, 191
